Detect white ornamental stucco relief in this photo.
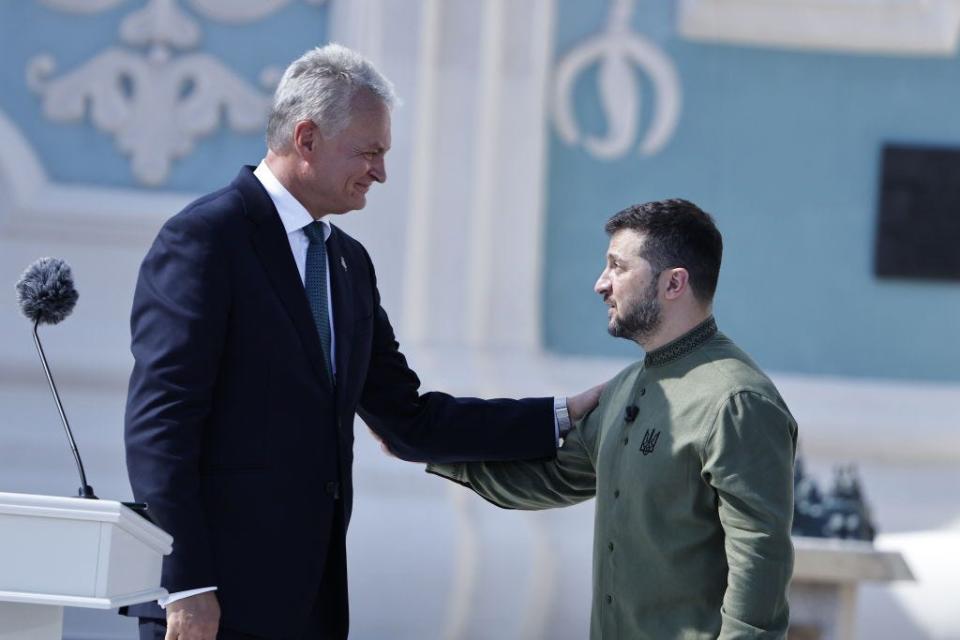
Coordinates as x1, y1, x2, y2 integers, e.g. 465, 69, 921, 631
28, 0, 325, 186
28, 49, 272, 187
553, 0, 682, 160
678, 0, 960, 56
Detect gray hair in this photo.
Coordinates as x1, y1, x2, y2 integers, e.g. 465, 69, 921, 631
266, 43, 398, 152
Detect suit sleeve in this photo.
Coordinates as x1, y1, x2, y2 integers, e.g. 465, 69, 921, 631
355, 249, 556, 464
424, 403, 600, 510
702, 391, 797, 639
124, 213, 230, 593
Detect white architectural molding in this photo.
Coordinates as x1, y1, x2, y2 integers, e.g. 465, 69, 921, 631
0, 356, 132, 394
771, 372, 960, 464
553, 0, 681, 160
25, 0, 294, 187
328, 0, 384, 64
679, 0, 960, 56
189, 0, 325, 25
0, 110, 194, 244
399, 0, 555, 351
442, 487, 479, 640
0, 111, 46, 199
39, 0, 315, 27
1, 1, 333, 239
516, 510, 558, 640
28, 49, 272, 187
465, 0, 505, 349
119, 0, 202, 50
400, 0, 442, 346
39, 0, 125, 13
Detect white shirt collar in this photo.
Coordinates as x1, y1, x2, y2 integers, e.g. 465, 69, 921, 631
253, 160, 331, 240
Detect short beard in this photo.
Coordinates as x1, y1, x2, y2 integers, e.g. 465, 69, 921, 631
608, 277, 662, 343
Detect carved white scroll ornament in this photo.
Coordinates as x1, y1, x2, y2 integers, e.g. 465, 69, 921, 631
28, 0, 324, 186
553, 0, 682, 160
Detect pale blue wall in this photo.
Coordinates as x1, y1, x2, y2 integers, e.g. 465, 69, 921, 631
543, 0, 960, 382
0, 1, 328, 193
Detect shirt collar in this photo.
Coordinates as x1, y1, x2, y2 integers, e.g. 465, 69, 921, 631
253, 160, 331, 240
644, 316, 718, 368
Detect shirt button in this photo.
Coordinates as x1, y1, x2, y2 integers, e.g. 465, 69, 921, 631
608, 542, 614, 551
614, 489, 620, 498
640, 388, 646, 396
623, 437, 629, 446
605, 595, 613, 604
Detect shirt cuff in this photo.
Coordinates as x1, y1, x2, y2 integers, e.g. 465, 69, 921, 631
159, 587, 218, 608
553, 396, 571, 446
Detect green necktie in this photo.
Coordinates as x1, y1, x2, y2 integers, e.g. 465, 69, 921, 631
303, 221, 334, 387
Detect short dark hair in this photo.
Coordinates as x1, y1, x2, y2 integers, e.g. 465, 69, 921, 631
605, 199, 723, 304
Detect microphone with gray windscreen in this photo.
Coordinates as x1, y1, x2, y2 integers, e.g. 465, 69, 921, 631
16, 257, 96, 499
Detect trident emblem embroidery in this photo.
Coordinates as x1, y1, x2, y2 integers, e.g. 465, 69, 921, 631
639, 429, 660, 456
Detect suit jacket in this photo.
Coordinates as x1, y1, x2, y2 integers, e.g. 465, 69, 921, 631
123, 167, 555, 637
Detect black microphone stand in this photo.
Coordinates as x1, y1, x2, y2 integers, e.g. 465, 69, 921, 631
32, 319, 97, 499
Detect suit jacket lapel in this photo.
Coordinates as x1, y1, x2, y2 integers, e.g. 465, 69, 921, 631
234, 167, 331, 390
326, 226, 354, 411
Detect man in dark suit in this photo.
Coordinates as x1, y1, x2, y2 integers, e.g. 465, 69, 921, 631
124, 44, 600, 640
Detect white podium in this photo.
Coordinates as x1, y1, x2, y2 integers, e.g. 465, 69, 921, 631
0, 492, 172, 640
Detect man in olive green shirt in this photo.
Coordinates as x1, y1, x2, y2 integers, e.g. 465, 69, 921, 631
428, 200, 797, 639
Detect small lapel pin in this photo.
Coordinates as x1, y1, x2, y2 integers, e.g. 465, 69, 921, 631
340, 256, 348, 271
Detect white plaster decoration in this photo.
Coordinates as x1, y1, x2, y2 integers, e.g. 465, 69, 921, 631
0, 109, 193, 243
24, 0, 310, 186
189, 0, 303, 24
39, 0, 125, 13
328, 0, 384, 77
401, 0, 442, 345
120, 0, 201, 50
465, 0, 505, 349
442, 486, 479, 640
0, 113, 46, 202
29, 50, 271, 186
517, 510, 558, 640
399, 0, 555, 352
679, 0, 960, 56
553, 0, 681, 160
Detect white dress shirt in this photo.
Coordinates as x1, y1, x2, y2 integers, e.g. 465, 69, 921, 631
254, 160, 337, 373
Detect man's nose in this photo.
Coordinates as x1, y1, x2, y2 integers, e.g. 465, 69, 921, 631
371, 157, 386, 183
594, 270, 610, 295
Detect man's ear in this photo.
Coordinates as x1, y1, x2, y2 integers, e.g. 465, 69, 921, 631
663, 268, 689, 300
293, 120, 320, 157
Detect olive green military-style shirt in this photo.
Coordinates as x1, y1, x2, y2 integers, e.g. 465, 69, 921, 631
428, 318, 797, 639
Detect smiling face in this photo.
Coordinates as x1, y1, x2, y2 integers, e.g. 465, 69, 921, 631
594, 229, 664, 343
299, 90, 391, 216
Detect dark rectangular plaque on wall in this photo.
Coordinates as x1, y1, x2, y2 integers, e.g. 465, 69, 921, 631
875, 144, 960, 281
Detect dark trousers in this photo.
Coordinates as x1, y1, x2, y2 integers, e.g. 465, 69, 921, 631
140, 502, 349, 640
